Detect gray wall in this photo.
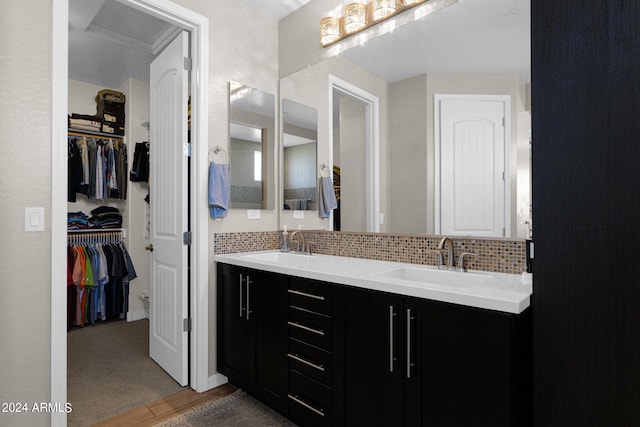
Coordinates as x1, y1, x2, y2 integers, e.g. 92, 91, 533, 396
0, 1, 279, 425
389, 75, 429, 234
0, 2, 53, 426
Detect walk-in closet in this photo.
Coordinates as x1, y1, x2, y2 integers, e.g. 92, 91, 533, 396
66, 0, 186, 424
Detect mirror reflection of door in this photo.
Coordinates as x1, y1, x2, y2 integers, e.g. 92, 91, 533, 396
282, 99, 317, 211
436, 95, 510, 237
333, 89, 368, 232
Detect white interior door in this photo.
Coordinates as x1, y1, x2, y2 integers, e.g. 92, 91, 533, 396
149, 30, 189, 385
437, 96, 508, 237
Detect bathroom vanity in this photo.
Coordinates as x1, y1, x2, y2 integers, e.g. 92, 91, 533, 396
216, 251, 532, 427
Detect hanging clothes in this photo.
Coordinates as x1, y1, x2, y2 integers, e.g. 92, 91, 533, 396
130, 141, 150, 182
67, 135, 128, 201
67, 232, 136, 328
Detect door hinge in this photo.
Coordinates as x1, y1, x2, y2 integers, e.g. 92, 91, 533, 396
183, 142, 191, 157
502, 227, 506, 237
502, 171, 505, 181
184, 57, 192, 71
183, 318, 192, 332
502, 117, 505, 127
183, 231, 192, 245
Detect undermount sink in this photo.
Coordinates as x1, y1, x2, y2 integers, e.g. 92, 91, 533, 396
375, 267, 491, 287
241, 251, 314, 263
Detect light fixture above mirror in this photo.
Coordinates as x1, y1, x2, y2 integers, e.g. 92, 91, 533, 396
320, 0, 427, 47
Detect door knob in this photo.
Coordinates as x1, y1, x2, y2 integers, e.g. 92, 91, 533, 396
145, 244, 154, 252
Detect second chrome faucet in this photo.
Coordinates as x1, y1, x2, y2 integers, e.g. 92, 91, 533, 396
431, 236, 477, 271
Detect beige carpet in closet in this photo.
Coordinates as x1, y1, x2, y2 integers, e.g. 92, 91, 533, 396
67, 319, 185, 426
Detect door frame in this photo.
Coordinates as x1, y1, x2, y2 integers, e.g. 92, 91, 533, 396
328, 75, 380, 232
51, 1, 210, 424
433, 94, 512, 236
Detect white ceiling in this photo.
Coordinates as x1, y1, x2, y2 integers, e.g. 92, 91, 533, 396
69, 0, 180, 88
237, 0, 314, 20
69, 0, 530, 88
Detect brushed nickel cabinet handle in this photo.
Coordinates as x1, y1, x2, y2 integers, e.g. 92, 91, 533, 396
288, 394, 325, 417
287, 353, 325, 372
238, 274, 244, 318
287, 321, 325, 336
389, 305, 395, 373
288, 289, 325, 301
246, 276, 251, 320
406, 308, 415, 379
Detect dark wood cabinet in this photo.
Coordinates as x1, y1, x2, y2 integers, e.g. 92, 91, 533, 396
218, 263, 531, 426
407, 298, 531, 427
217, 263, 289, 413
333, 286, 405, 426
334, 286, 531, 427
287, 276, 335, 427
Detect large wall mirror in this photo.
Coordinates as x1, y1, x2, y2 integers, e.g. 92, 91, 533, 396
282, 99, 318, 211
279, 0, 531, 238
228, 81, 276, 210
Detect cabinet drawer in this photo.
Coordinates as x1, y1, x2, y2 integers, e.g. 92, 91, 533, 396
289, 369, 331, 426
289, 278, 332, 315
288, 337, 331, 385
289, 306, 332, 350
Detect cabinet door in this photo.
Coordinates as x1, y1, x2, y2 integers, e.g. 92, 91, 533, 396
334, 286, 405, 426
217, 264, 253, 389
252, 270, 289, 413
406, 298, 515, 427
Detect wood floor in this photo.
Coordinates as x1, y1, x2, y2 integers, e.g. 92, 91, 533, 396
93, 383, 237, 427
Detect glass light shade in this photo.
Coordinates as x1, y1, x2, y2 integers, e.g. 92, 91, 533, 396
373, 0, 397, 21
344, 3, 367, 34
320, 16, 340, 46
403, 0, 425, 5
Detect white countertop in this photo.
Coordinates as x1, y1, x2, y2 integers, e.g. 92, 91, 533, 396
214, 250, 532, 314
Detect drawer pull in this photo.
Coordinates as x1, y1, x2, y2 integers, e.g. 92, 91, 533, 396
288, 394, 325, 417
288, 289, 326, 301
287, 353, 325, 372
288, 321, 325, 336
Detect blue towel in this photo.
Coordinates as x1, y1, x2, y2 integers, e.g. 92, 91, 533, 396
319, 177, 338, 218
208, 162, 229, 220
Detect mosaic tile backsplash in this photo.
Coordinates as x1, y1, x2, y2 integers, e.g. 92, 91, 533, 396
214, 231, 527, 275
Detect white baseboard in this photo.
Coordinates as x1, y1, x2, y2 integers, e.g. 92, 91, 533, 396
127, 309, 148, 322
208, 373, 228, 390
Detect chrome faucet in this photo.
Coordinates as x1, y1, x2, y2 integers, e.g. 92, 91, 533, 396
438, 236, 455, 268
289, 230, 304, 252
289, 230, 314, 255
426, 249, 444, 267
457, 252, 478, 272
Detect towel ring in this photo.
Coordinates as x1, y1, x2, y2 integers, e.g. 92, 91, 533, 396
320, 163, 330, 177
209, 146, 229, 164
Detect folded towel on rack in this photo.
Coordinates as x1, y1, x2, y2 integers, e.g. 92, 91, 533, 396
319, 177, 338, 218
209, 161, 230, 220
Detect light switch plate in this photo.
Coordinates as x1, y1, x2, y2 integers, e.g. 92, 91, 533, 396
25, 207, 45, 232
247, 209, 261, 220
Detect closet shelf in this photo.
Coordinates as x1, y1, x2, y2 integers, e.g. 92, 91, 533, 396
67, 228, 124, 233
68, 128, 124, 139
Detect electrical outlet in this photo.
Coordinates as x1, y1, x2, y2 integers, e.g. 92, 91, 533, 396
247, 209, 261, 220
